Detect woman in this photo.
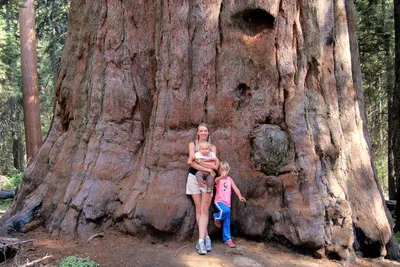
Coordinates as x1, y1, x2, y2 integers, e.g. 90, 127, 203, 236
186, 123, 219, 255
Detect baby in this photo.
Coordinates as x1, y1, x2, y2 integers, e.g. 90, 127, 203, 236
193, 140, 216, 193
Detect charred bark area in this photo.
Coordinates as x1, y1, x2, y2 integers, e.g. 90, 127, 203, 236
1, 0, 395, 261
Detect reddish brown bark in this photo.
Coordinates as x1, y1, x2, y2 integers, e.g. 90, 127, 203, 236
394, 0, 400, 231
19, 0, 43, 163
3, 0, 396, 260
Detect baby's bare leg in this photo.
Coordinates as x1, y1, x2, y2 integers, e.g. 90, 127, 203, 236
206, 174, 214, 193
195, 171, 204, 186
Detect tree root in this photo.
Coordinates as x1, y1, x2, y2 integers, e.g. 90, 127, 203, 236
174, 244, 190, 257
87, 233, 105, 243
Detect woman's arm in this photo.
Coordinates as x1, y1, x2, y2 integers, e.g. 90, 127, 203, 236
232, 180, 246, 202
190, 161, 214, 172
187, 142, 195, 164
196, 158, 219, 170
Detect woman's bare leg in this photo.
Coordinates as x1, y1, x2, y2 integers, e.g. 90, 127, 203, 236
198, 192, 212, 239
191, 194, 202, 227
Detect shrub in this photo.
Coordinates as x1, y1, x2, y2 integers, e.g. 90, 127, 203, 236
2, 168, 23, 189
59, 256, 100, 267
395, 232, 400, 244
9, 170, 23, 188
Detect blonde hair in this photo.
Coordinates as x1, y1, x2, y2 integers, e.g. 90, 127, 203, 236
219, 161, 230, 172
198, 140, 211, 149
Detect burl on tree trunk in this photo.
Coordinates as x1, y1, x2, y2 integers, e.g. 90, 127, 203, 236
2, 0, 396, 260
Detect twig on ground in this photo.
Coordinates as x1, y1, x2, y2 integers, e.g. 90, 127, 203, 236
175, 244, 190, 257
0, 237, 20, 243
87, 233, 105, 243
18, 254, 52, 267
0, 239, 35, 249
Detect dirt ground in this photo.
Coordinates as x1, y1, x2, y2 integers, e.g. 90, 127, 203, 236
2, 227, 400, 267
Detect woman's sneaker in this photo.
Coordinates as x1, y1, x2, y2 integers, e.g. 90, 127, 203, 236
205, 236, 212, 252
196, 240, 207, 255
224, 239, 236, 248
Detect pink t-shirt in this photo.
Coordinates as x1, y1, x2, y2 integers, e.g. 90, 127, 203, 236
214, 176, 232, 207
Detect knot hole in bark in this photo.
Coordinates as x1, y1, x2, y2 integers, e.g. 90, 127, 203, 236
250, 125, 289, 176
232, 8, 275, 36
236, 83, 250, 109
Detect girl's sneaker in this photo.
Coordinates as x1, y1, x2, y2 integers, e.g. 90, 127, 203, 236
196, 240, 207, 255
214, 218, 221, 228
224, 239, 236, 248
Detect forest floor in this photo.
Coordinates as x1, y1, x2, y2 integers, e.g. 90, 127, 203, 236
2, 227, 400, 267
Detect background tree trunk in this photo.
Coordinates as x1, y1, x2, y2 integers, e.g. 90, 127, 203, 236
383, 0, 396, 201
3, 0, 395, 260
19, 0, 43, 163
394, 0, 400, 231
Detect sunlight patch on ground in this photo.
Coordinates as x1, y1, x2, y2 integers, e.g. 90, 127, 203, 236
233, 256, 263, 267
178, 254, 226, 266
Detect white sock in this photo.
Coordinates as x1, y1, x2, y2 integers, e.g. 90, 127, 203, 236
199, 239, 204, 243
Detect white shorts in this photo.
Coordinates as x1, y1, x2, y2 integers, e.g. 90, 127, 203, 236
186, 173, 209, 195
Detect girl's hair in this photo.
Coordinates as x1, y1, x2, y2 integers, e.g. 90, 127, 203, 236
219, 161, 230, 172
196, 123, 212, 144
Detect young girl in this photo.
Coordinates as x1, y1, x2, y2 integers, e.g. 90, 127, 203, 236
213, 161, 246, 248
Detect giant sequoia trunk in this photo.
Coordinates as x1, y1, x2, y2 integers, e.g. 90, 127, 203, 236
3, 0, 395, 260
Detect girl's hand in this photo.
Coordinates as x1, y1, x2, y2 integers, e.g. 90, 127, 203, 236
239, 196, 246, 202
198, 181, 206, 189
220, 171, 228, 178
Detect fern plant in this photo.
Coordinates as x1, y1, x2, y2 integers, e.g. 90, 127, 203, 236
59, 256, 100, 267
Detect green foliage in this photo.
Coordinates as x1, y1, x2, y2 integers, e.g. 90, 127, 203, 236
36, 0, 70, 135
59, 256, 100, 267
355, 0, 394, 194
395, 231, 400, 244
0, 0, 70, 176
6, 168, 23, 188
0, 199, 13, 214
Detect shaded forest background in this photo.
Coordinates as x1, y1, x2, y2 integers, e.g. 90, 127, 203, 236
0, 0, 397, 224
